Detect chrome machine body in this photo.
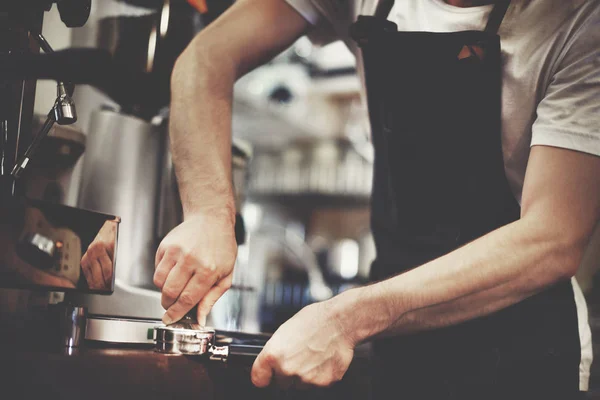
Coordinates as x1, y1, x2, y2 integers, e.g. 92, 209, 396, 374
73, 108, 253, 343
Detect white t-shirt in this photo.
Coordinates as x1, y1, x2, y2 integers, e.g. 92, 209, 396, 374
285, 0, 599, 391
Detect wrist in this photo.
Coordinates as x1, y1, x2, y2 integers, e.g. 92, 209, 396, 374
327, 284, 396, 345
184, 202, 236, 226
177, 172, 236, 225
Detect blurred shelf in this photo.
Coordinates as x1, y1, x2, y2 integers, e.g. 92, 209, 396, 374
232, 97, 318, 151
247, 193, 370, 210
309, 74, 362, 99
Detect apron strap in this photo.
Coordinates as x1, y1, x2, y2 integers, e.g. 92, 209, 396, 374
374, 0, 395, 19
373, 0, 512, 34
484, 0, 511, 34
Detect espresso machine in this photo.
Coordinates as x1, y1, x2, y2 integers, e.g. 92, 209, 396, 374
59, 0, 253, 344
0, 0, 121, 349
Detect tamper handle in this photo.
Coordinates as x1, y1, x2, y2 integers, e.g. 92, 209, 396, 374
183, 305, 199, 322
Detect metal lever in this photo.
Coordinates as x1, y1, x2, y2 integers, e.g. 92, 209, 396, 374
11, 34, 77, 179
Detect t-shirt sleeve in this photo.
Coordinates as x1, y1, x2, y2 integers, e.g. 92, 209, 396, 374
530, 9, 600, 158
285, 0, 321, 24
284, 0, 339, 45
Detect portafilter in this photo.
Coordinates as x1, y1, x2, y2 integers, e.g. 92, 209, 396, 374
154, 308, 263, 362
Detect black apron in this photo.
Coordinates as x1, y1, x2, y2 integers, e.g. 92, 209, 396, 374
350, 1, 583, 398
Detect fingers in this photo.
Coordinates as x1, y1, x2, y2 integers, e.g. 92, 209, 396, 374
250, 340, 349, 389
153, 247, 178, 290
81, 252, 92, 284
84, 257, 103, 289
81, 250, 112, 290
82, 234, 115, 290
163, 273, 217, 325
103, 224, 116, 259
160, 260, 195, 310
97, 248, 113, 287
251, 352, 275, 388
251, 354, 303, 389
196, 275, 233, 325
155, 245, 166, 268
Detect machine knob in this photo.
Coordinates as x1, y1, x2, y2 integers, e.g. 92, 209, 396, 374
56, 0, 92, 28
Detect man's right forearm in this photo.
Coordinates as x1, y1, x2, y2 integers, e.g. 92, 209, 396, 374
168, 0, 309, 223
169, 41, 237, 223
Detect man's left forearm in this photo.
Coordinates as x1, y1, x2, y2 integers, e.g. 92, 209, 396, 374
332, 216, 588, 344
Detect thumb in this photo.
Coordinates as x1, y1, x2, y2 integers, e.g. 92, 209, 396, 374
196, 276, 232, 325
251, 352, 273, 388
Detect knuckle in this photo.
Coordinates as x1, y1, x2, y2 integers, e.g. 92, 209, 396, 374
181, 253, 200, 270
261, 351, 278, 366
196, 261, 217, 276
298, 375, 311, 386
181, 251, 195, 263
162, 287, 179, 301
312, 378, 332, 388
165, 245, 182, 260
87, 243, 100, 256
177, 292, 196, 307
153, 274, 163, 288
278, 363, 293, 377
278, 358, 294, 376
301, 373, 319, 387
221, 280, 232, 290
155, 248, 165, 263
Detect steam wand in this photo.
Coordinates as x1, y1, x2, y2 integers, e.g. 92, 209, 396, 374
11, 33, 77, 179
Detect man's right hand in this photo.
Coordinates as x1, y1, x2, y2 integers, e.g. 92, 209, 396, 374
158, 0, 309, 325
153, 211, 238, 325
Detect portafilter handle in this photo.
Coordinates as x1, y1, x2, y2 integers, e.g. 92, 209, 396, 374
210, 344, 263, 363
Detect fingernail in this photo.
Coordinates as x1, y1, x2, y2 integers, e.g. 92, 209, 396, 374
162, 315, 173, 325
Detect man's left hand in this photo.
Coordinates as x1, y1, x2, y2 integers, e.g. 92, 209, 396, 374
251, 300, 355, 389
81, 221, 116, 290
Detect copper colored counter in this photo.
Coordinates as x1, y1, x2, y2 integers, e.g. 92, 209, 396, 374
2, 315, 372, 400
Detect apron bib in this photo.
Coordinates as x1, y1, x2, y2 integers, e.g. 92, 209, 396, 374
350, 1, 582, 397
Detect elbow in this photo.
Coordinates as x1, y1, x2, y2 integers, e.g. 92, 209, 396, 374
556, 247, 583, 280
170, 39, 236, 99
171, 53, 190, 95
545, 232, 587, 282
170, 43, 204, 96
520, 218, 588, 283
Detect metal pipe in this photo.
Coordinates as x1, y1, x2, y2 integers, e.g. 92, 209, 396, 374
11, 111, 56, 178
34, 32, 54, 54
